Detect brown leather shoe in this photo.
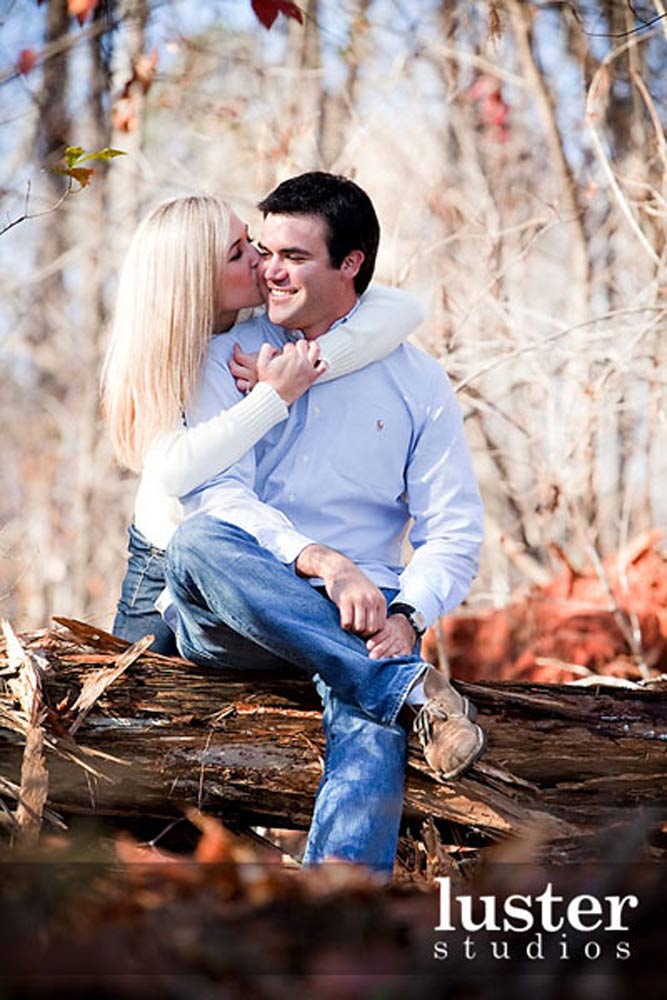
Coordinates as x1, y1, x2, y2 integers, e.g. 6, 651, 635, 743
413, 667, 486, 780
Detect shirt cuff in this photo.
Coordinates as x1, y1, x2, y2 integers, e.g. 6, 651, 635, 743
316, 329, 357, 378
391, 583, 442, 631
255, 526, 315, 566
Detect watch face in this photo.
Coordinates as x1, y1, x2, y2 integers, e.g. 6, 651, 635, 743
412, 611, 427, 635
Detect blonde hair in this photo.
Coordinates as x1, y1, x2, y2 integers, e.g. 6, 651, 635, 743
101, 195, 232, 471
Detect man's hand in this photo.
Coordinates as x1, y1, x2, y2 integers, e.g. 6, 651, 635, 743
366, 614, 416, 660
296, 543, 387, 636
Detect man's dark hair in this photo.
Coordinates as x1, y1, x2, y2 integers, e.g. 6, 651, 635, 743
258, 171, 380, 294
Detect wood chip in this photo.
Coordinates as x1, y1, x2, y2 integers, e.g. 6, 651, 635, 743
69, 633, 154, 735
15, 724, 48, 843
2, 620, 48, 843
3, 619, 44, 724
51, 617, 130, 653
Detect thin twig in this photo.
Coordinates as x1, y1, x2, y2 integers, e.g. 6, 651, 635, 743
651, 0, 667, 40
0, 0, 171, 88
586, 30, 662, 267
570, 501, 651, 680
198, 728, 215, 810
455, 306, 667, 391
0, 180, 72, 237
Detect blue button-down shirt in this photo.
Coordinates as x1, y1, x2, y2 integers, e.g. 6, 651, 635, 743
182, 311, 483, 626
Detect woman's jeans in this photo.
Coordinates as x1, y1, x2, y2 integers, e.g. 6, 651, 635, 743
113, 523, 178, 656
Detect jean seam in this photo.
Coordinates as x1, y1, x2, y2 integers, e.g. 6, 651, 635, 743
387, 662, 428, 725
128, 552, 157, 609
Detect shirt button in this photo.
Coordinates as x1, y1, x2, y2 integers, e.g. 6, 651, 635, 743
302, 455, 309, 464
288, 494, 295, 502
313, 405, 321, 415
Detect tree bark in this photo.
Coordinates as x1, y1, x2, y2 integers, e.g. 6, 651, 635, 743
506, 0, 590, 325
2, 619, 667, 858
20, 0, 72, 625
70, 2, 115, 620
282, 0, 324, 171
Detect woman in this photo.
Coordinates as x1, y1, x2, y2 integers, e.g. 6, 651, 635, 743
101, 194, 423, 654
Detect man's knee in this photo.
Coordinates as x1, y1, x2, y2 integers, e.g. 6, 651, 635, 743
167, 514, 210, 577
166, 515, 256, 585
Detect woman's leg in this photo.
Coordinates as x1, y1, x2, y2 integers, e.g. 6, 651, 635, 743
113, 523, 178, 656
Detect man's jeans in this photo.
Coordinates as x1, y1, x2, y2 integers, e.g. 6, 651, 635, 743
113, 523, 178, 656
165, 514, 427, 873
306, 676, 408, 872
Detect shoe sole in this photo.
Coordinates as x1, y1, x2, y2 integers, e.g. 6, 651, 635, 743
461, 696, 477, 722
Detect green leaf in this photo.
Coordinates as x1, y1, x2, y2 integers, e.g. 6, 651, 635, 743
52, 146, 127, 186
64, 145, 85, 167
77, 147, 127, 164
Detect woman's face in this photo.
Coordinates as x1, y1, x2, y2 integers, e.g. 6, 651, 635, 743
216, 212, 263, 331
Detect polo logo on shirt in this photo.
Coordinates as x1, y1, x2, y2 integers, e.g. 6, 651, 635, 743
376, 419, 385, 431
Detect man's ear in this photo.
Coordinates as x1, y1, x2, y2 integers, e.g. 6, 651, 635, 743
340, 250, 364, 280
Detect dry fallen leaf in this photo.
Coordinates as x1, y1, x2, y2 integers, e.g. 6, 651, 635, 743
16, 48, 37, 75
68, 0, 99, 27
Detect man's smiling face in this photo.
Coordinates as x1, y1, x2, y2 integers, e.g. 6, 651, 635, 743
258, 213, 359, 340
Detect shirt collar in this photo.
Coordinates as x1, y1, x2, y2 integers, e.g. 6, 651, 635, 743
285, 298, 361, 343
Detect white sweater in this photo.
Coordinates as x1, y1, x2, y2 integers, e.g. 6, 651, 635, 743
133, 285, 424, 549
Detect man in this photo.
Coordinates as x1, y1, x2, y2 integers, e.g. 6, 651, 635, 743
164, 172, 485, 873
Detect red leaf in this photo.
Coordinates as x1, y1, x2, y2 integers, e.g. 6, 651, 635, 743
52, 165, 95, 187
481, 94, 509, 128
111, 95, 137, 133
133, 50, 158, 93
251, 0, 302, 30
468, 75, 498, 103
277, 0, 303, 23
17, 49, 37, 75
252, 0, 279, 28
68, 0, 99, 27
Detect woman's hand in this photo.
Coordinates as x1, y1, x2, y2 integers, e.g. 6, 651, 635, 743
230, 344, 260, 394
255, 340, 327, 405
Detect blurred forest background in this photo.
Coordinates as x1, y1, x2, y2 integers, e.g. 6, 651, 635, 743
1, 0, 666, 634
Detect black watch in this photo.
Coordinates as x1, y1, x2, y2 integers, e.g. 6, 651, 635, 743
387, 602, 427, 639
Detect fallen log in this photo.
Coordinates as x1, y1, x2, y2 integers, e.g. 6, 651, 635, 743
1, 618, 667, 857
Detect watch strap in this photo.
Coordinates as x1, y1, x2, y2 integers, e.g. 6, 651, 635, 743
387, 602, 427, 638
